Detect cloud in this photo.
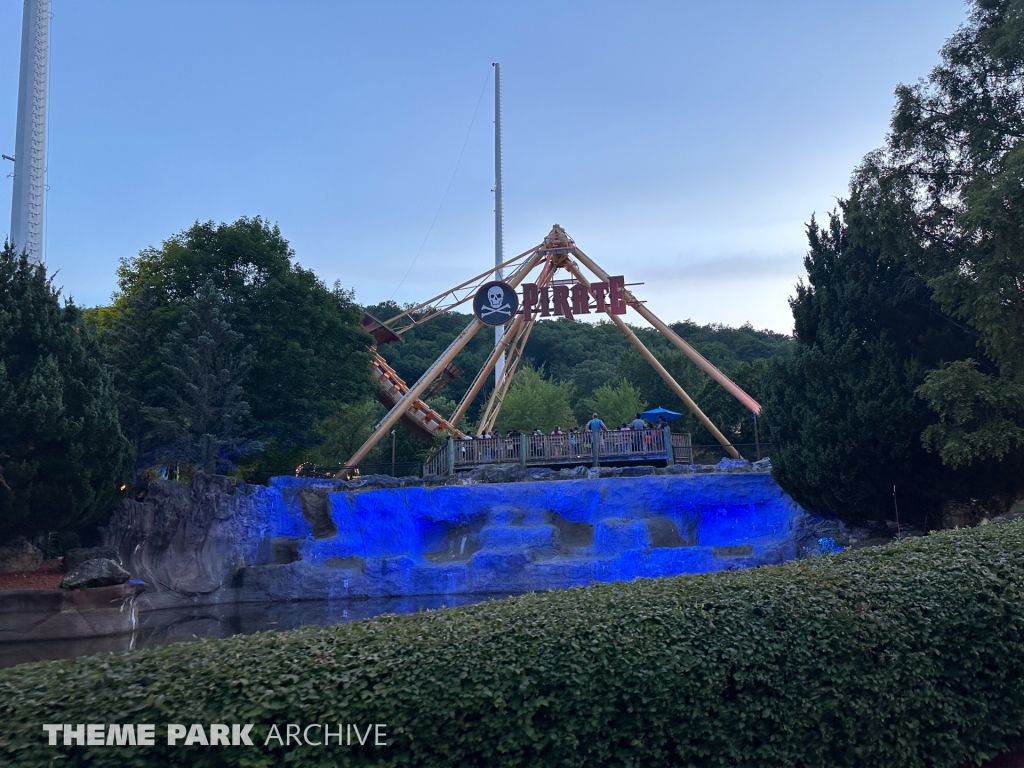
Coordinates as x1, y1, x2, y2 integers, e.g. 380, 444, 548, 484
656, 253, 805, 285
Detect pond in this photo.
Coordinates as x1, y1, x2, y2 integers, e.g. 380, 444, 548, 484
0, 593, 512, 669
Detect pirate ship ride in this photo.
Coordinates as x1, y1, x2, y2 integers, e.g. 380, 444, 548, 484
346, 225, 761, 475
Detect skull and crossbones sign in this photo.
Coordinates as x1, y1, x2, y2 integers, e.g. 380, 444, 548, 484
480, 285, 512, 319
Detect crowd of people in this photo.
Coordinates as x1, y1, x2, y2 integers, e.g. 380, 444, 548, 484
456, 413, 669, 464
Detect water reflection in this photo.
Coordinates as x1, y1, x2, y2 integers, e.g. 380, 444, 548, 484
0, 593, 512, 669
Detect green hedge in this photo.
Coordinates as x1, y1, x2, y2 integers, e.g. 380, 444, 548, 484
4, 522, 1024, 767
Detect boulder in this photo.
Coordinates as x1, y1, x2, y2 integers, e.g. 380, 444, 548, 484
717, 458, 751, 471
662, 464, 696, 475
63, 546, 121, 573
524, 468, 559, 481
558, 466, 589, 480
620, 465, 655, 477
61, 558, 131, 589
345, 474, 402, 491
478, 464, 525, 483
0, 540, 44, 574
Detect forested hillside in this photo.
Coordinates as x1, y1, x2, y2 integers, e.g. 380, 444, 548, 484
364, 300, 792, 447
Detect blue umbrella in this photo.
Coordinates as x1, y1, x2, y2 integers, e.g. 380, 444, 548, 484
641, 407, 682, 422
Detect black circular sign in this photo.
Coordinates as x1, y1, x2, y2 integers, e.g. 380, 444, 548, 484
473, 281, 519, 326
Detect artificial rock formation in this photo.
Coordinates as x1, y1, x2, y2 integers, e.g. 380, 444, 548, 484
105, 474, 275, 602
0, 540, 43, 574
105, 468, 807, 609
61, 558, 130, 589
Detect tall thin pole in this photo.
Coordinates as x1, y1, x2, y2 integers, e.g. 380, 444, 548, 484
492, 62, 505, 386
9, 0, 50, 264
391, 429, 397, 477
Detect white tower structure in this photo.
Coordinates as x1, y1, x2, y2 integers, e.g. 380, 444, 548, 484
493, 62, 505, 385
9, 0, 51, 263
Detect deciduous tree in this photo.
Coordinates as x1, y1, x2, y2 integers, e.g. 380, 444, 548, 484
494, 365, 576, 433
105, 217, 373, 472
857, 0, 1024, 467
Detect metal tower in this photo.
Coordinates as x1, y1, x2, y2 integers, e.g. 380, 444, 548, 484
493, 62, 505, 385
8, 0, 50, 263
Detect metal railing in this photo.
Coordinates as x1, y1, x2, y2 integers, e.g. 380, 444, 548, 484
425, 427, 691, 477
671, 432, 693, 464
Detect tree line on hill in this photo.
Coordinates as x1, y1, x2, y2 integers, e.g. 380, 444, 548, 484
1, 0, 1022, 544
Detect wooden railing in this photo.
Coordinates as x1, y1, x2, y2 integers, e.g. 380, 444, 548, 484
424, 427, 692, 477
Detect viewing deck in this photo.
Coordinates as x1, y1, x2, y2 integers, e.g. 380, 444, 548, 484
424, 427, 692, 477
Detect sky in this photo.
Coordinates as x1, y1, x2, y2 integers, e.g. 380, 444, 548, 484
0, 0, 970, 334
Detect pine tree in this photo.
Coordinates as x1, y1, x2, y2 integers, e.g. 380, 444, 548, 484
763, 201, 1021, 527
146, 282, 254, 474
101, 286, 162, 466
0, 242, 133, 540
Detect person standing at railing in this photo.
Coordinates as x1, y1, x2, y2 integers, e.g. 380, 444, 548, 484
630, 414, 646, 452
586, 413, 607, 454
618, 424, 631, 454
507, 428, 521, 461
551, 425, 565, 457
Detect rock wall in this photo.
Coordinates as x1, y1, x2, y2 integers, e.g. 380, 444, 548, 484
107, 470, 807, 609
105, 475, 279, 606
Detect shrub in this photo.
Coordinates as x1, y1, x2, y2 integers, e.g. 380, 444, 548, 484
3, 522, 1024, 767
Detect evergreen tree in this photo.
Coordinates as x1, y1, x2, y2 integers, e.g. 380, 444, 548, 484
101, 286, 162, 466
146, 282, 254, 474
0, 243, 132, 540
763, 202, 1019, 527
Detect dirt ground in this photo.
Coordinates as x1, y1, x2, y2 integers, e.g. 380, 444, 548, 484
0, 559, 62, 591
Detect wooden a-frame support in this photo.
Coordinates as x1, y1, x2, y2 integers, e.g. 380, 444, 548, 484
342, 227, 757, 472
473, 261, 558, 434
340, 252, 543, 472
476, 310, 537, 434
563, 261, 740, 459
449, 259, 556, 431
574, 248, 761, 415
